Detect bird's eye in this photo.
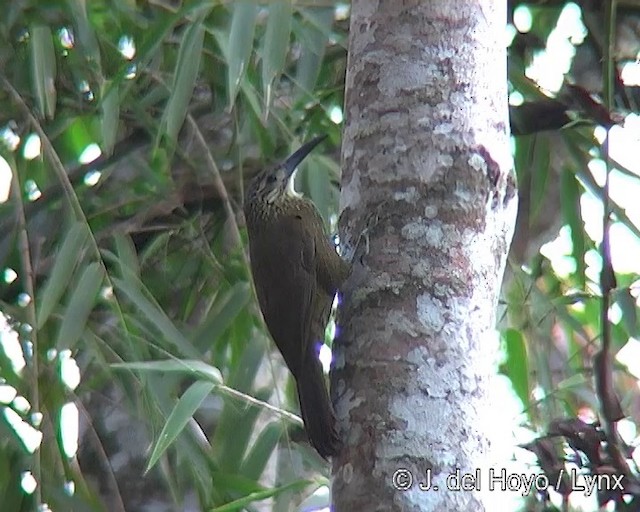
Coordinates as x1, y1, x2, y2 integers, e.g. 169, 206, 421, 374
266, 175, 277, 184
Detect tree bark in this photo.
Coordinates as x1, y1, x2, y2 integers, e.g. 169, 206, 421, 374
334, 1, 517, 511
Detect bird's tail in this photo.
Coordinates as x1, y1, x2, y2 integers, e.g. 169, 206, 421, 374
295, 357, 341, 459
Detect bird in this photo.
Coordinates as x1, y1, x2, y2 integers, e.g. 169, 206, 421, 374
244, 136, 350, 458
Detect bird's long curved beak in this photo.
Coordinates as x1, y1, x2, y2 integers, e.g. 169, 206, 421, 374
282, 135, 327, 178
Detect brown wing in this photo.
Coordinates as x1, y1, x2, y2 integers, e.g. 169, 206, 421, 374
303, 204, 350, 296
249, 214, 316, 376
316, 240, 350, 296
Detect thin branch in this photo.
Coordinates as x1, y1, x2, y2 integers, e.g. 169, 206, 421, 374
10, 154, 42, 504
75, 399, 127, 512
215, 384, 303, 427
595, 0, 629, 480
184, 114, 246, 262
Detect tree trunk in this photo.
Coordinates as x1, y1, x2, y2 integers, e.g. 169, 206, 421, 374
334, 1, 517, 510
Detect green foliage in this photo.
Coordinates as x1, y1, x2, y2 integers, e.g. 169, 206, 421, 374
0, 0, 346, 510
503, 3, 640, 509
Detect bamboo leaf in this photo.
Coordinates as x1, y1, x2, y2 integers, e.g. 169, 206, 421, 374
227, 1, 258, 107
30, 25, 57, 119
192, 282, 251, 350
100, 80, 119, 156
616, 288, 639, 338
219, 387, 271, 472
209, 479, 312, 512
114, 233, 140, 281
561, 169, 586, 285
56, 262, 104, 349
557, 373, 588, 390
240, 422, 283, 480
293, 7, 333, 100
146, 380, 215, 472
103, 1, 210, 96
112, 277, 199, 358
214, 343, 268, 471
262, 1, 292, 114
209, 471, 263, 495
500, 328, 530, 407
66, 0, 102, 68
37, 223, 88, 328
529, 133, 550, 220
301, 154, 331, 225
111, 359, 222, 384
163, 14, 207, 143
513, 134, 533, 185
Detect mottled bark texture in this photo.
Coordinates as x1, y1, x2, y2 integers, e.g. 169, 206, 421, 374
333, 1, 517, 511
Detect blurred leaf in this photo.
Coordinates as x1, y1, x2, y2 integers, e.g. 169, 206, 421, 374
513, 134, 533, 185
301, 154, 331, 225
616, 288, 639, 338
508, 67, 548, 99
528, 134, 550, 220
209, 479, 312, 512
210, 470, 264, 495
139, 231, 171, 267
527, 5, 563, 43
214, 342, 268, 472
228, 335, 265, 393
561, 169, 586, 285
149, 145, 170, 179
162, 13, 207, 143
294, 7, 333, 100
192, 282, 251, 351
37, 223, 88, 328
551, 296, 592, 344
238, 77, 264, 126
66, 0, 102, 68
114, 233, 140, 281
111, 359, 222, 384
215, 387, 272, 473
100, 79, 119, 156
112, 276, 199, 358
240, 422, 283, 480
557, 373, 588, 390
30, 25, 57, 119
262, 0, 292, 115
227, 1, 258, 107
565, 133, 640, 240
56, 115, 96, 160
105, 2, 206, 94
146, 379, 215, 472
501, 328, 530, 407
56, 262, 104, 349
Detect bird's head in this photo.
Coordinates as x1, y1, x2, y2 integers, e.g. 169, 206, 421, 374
246, 136, 326, 206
